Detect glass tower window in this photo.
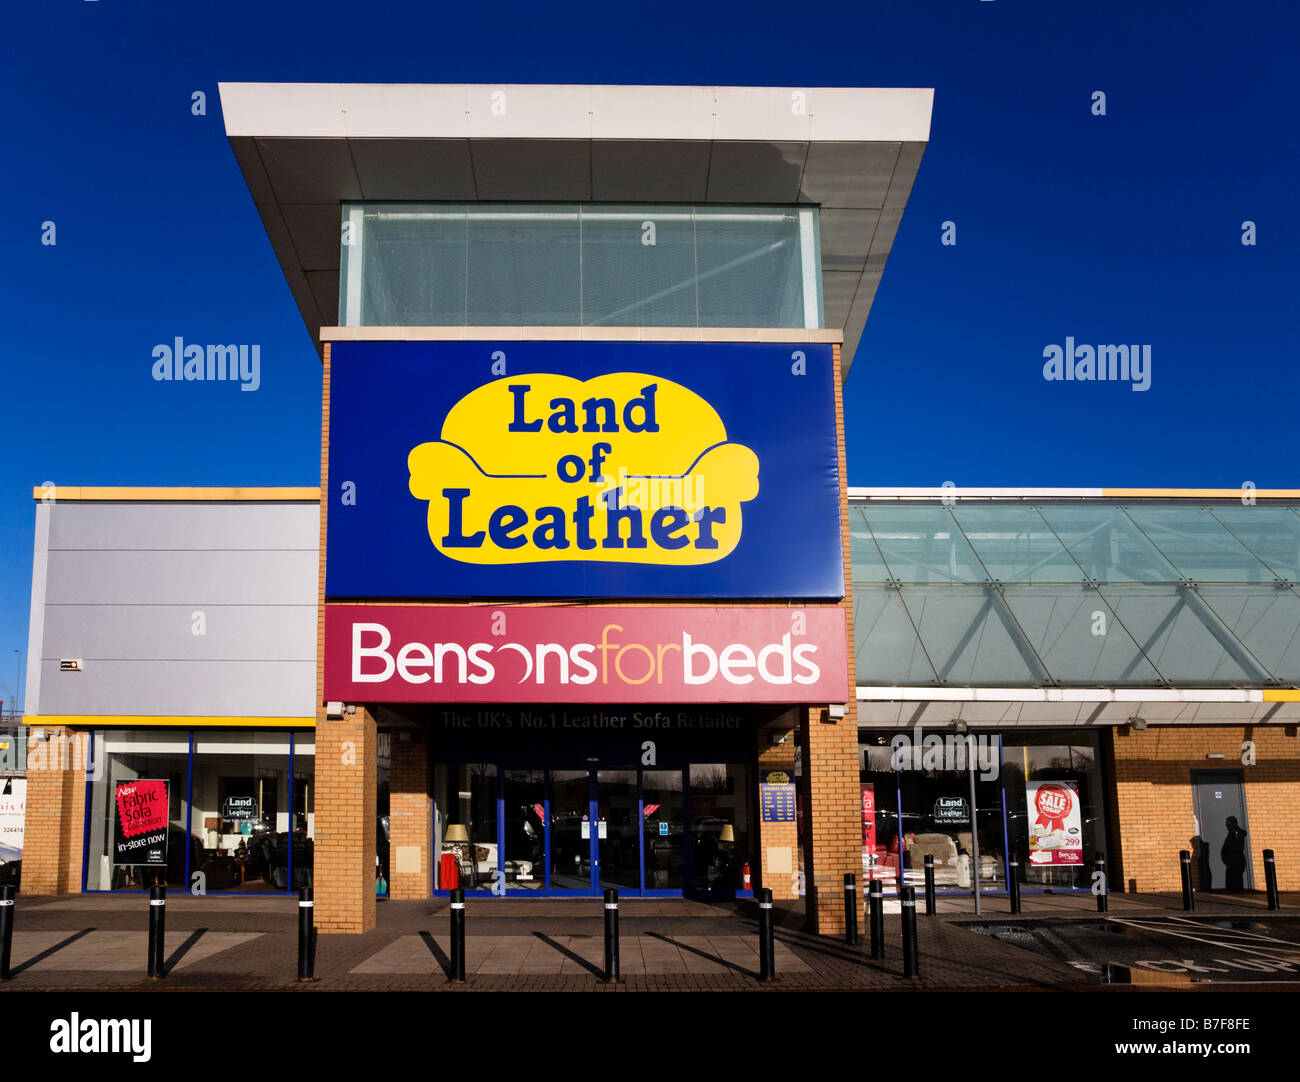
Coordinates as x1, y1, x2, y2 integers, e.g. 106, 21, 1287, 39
339, 204, 822, 329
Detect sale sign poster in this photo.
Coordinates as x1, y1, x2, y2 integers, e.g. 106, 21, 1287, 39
1026, 780, 1083, 866
113, 780, 170, 867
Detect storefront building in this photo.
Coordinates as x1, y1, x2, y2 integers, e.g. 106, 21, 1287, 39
18, 85, 1298, 934
21, 83, 935, 935
850, 488, 1300, 899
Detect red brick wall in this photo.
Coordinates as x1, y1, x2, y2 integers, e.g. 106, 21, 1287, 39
388, 728, 431, 899
1111, 724, 1300, 892
19, 727, 88, 894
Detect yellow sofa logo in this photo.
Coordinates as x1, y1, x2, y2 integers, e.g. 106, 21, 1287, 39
408, 373, 759, 565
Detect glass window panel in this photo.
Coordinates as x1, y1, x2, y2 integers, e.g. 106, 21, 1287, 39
688, 764, 750, 893
581, 207, 698, 326
340, 203, 819, 329
1195, 585, 1300, 682
858, 736, 899, 886
351, 206, 469, 326
853, 586, 939, 686
849, 507, 893, 582
951, 506, 1086, 583
433, 763, 498, 890
467, 205, 581, 325
294, 734, 315, 893
643, 769, 685, 890
863, 506, 989, 584
1097, 585, 1267, 685
1124, 506, 1274, 583
502, 769, 546, 891
86, 731, 188, 891
1037, 504, 1181, 583
1000, 585, 1162, 686
190, 731, 293, 893
1207, 507, 1300, 582
695, 208, 805, 328
1002, 732, 1105, 890
899, 585, 1043, 685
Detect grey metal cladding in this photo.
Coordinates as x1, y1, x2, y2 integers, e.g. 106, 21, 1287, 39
34, 660, 315, 717
41, 605, 317, 660
43, 550, 317, 605
36, 500, 319, 717
47, 501, 318, 550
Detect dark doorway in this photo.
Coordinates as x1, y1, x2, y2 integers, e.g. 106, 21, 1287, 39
1191, 771, 1252, 892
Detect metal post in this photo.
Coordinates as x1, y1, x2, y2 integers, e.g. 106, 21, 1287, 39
967, 733, 981, 915
868, 877, 885, 959
297, 887, 315, 981
900, 885, 919, 978
1179, 850, 1195, 911
1008, 860, 1021, 915
844, 873, 858, 944
147, 884, 166, 979
449, 887, 466, 982
1263, 849, 1280, 911
923, 854, 937, 915
757, 887, 775, 981
1095, 853, 1108, 913
603, 888, 620, 982
0, 884, 14, 981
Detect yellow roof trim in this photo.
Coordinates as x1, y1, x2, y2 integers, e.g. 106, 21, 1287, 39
22, 715, 316, 729
31, 486, 320, 502
1262, 690, 1300, 702
1103, 488, 1300, 499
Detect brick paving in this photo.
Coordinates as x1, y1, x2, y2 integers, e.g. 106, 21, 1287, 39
1, 889, 1296, 992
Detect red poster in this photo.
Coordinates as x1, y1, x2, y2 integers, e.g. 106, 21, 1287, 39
860, 783, 877, 855
324, 604, 848, 704
116, 780, 168, 838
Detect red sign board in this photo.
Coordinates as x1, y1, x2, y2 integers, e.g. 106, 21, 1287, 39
324, 604, 847, 704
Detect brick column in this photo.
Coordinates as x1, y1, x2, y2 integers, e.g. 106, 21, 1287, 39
20, 727, 89, 894
387, 727, 431, 899
313, 708, 377, 932
756, 709, 799, 900
799, 342, 861, 936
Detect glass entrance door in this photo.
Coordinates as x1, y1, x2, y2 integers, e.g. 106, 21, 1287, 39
595, 770, 640, 892
549, 769, 591, 890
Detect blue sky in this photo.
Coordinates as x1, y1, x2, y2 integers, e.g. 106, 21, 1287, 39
1, 0, 1295, 711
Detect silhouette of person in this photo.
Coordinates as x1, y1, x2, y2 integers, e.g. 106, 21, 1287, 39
1221, 816, 1248, 892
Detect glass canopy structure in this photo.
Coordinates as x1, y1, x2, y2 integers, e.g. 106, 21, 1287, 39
851, 502, 1300, 688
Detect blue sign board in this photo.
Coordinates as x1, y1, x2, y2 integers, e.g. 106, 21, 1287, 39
326, 340, 843, 598
658, 821, 669, 836
760, 783, 797, 823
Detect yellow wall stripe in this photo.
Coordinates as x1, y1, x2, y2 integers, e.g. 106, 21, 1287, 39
1262, 690, 1300, 702
22, 715, 316, 729
31, 486, 320, 502
1103, 488, 1300, 499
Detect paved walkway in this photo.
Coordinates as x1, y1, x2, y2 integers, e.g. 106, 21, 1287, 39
1, 889, 1296, 992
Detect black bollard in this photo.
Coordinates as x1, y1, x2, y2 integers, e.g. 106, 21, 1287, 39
449, 888, 466, 982
603, 889, 620, 982
1180, 850, 1195, 911
923, 854, 937, 915
1008, 860, 1022, 915
1095, 853, 1109, 913
868, 878, 885, 959
0, 884, 13, 981
757, 888, 775, 981
1264, 850, 1280, 911
900, 885, 919, 978
147, 884, 166, 979
844, 874, 858, 944
297, 887, 315, 981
